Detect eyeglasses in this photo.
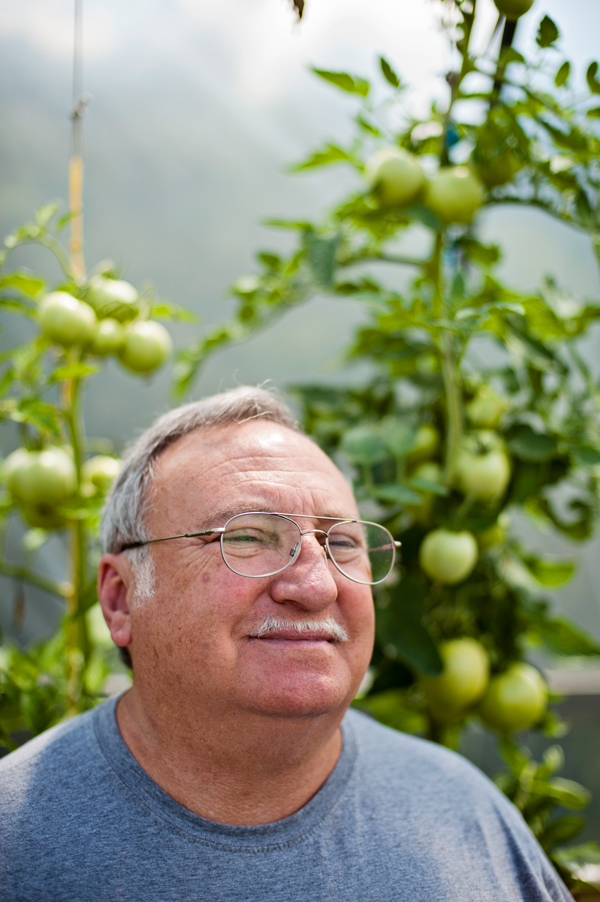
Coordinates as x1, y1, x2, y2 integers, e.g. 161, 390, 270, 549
120, 511, 401, 586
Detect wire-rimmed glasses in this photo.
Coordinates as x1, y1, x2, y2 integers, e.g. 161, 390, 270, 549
120, 511, 401, 586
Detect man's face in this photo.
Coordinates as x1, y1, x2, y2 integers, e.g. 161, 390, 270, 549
127, 420, 375, 721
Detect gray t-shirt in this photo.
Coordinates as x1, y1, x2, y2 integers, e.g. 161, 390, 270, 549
0, 696, 573, 902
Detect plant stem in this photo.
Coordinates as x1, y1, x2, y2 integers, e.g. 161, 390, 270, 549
338, 252, 426, 268
429, 233, 463, 485
0, 559, 71, 598
62, 374, 89, 714
441, 0, 478, 163
441, 335, 463, 486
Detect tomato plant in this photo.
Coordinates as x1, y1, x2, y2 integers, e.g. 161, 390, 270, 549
0, 203, 192, 735
176, 0, 600, 885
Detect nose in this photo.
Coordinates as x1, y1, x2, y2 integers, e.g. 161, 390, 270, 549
269, 532, 339, 611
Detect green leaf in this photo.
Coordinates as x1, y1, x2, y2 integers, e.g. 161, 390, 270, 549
538, 816, 585, 850
257, 252, 281, 270
573, 446, 600, 467
586, 61, 600, 95
520, 554, 575, 587
536, 16, 559, 49
263, 218, 314, 231
531, 777, 590, 810
407, 477, 448, 496
311, 68, 369, 97
372, 484, 423, 505
290, 144, 354, 172
356, 115, 380, 136
356, 689, 426, 734
504, 316, 565, 372
500, 48, 525, 66
528, 496, 592, 542
376, 578, 442, 675
537, 617, 600, 656
587, 106, 600, 119
303, 231, 340, 288
553, 842, 600, 870
459, 239, 500, 267
379, 418, 415, 458
50, 362, 100, 382
150, 301, 197, 323
0, 272, 45, 297
379, 56, 400, 89
554, 61, 570, 87
507, 425, 557, 461
340, 425, 388, 466
3, 398, 62, 435
34, 202, 60, 227
0, 300, 38, 319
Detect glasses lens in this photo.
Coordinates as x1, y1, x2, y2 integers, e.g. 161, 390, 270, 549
221, 513, 301, 577
327, 520, 395, 585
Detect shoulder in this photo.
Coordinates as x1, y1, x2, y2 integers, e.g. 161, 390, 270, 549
0, 698, 115, 812
344, 707, 525, 826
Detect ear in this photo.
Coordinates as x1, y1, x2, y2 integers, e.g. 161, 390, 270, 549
97, 554, 135, 649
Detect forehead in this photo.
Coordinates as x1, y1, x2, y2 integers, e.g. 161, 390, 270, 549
149, 420, 358, 524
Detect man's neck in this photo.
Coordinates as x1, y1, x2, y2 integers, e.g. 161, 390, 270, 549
116, 687, 345, 826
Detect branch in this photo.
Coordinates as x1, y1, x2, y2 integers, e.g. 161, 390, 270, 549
339, 252, 425, 268
0, 559, 71, 598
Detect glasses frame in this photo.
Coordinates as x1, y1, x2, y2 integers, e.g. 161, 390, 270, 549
120, 511, 401, 586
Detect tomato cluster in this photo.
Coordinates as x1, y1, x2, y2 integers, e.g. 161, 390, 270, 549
38, 277, 172, 374
4, 446, 121, 530
367, 152, 486, 225
421, 638, 548, 733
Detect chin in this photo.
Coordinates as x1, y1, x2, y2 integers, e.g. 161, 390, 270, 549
243, 674, 352, 720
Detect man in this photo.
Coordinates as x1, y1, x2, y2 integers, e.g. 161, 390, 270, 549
0, 386, 573, 901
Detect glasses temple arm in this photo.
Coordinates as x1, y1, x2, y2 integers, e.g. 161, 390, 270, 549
119, 528, 224, 552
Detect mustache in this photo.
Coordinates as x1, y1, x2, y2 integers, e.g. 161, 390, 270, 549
248, 616, 349, 643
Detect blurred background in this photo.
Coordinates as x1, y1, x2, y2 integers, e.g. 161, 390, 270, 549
1, 0, 600, 833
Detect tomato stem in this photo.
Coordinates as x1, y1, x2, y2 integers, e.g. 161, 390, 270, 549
62, 373, 90, 715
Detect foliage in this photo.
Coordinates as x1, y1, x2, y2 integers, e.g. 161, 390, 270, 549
174, 0, 600, 890
0, 204, 186, 734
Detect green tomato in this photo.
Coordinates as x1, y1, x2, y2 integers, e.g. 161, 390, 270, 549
88, 318, 125, 356
5, 447, 76, 505
86, 276, 139, 322
493, 0, 534, 20
82, 455, 121, 492
473, 151, 521, 189
39, 292, 97, 347
419, 528, 478, 584
479, 662, 547, 732
118, 321, 173, 374
366, 147, 426, 208
19, 502, 69, 530
422, 638, 490, 719
425, 166, 484, 224
406, 424, 440, 464
456, 439, 511, 502
4, 448, 32, 497
465, 386, 507, 429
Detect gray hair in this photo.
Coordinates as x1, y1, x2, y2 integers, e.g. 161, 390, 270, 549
101, 385, 301, 556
